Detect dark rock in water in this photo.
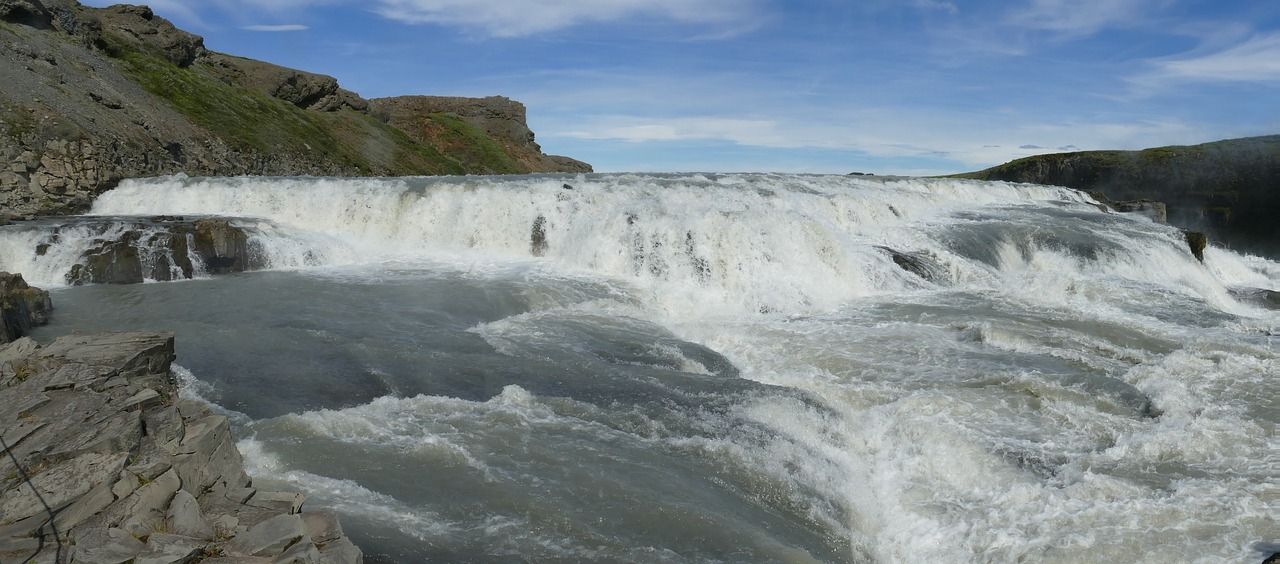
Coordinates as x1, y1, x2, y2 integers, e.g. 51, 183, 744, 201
41, 216, 264, 285
68, 234, 146, 284
1085, 190, 1169, 224
0, 272, 51, 343
877, 246, 948, 284
191, 218, 251, 274
1184, 230, 1208, 262
1229, 287, 1280, 310
531, 215, 549, 257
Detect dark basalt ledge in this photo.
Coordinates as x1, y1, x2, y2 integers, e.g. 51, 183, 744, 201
0, 272, 51, 344
954, 135, 1280, 260
0, 332, 363, 563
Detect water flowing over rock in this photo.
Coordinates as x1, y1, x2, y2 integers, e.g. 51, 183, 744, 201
26, 216, 265, 285
0, 332, 362, 562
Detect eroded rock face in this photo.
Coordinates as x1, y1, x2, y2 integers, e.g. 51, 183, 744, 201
0, 332, 363, 562
94, 4, 205, 67
27, 216, 266, 285
204, 53, 369, 112
0, 272, 51, 343
0, 0, 52, 29
370, 95, 594, 174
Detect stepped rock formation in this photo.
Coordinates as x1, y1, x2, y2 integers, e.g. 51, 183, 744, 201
0, 0, 590, 219
0, 332, 362, 562
956, 135, 1280, 258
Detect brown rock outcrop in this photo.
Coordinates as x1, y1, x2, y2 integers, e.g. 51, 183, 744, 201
371, 95, 593, 174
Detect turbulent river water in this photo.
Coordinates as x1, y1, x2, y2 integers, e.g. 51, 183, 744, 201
2, 173, 1277, 562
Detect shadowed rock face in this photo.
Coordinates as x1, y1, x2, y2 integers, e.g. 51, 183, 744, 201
0, 272, 50, 343
0, 332, 363, 562
956, 135, 1280, 259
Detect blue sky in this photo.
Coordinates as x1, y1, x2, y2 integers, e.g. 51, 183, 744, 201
81, 0, 1280, 175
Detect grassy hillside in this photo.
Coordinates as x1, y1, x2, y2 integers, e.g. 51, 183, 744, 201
99, 32, 470, 175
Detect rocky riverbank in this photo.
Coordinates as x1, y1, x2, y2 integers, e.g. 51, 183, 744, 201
0, 331, 362, 562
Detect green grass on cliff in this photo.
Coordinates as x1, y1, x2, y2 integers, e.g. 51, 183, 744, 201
99, 33, 467, 176
421, 113, 523, 174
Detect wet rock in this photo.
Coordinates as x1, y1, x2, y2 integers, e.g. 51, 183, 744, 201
876, 246, 948, 284
1184, 230, 1208, 262
0, 272, 52, 343
45, 216, 263, 285
1229, 287, 1280, 310
531, 215, 548, 256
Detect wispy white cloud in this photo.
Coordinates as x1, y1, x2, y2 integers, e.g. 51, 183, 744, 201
914, 0, 958, 15
549, 107, 1207, 172
242, 24, 311, 31
370, 0, 762, 37
1005, 0, 1164, 38
1147, 33, 1280, 83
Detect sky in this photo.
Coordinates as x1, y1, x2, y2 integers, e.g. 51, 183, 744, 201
79, 0, 1280, 175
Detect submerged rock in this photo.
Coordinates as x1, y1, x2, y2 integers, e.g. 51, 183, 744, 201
0, 332, 363, 562
876, 246, 950, 284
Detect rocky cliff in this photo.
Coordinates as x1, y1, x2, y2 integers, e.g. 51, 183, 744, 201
955, 135, 1280, 258
0, 0, 590, 219
370, 96, 592, 175
0, 332, 362, 562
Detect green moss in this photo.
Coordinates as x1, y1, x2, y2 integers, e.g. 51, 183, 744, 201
422, 113, 523, 174
103, 34, 464, 175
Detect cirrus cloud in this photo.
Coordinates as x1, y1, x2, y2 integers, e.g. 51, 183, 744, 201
1150, 33, 1280, 83
370, 0, 763, 37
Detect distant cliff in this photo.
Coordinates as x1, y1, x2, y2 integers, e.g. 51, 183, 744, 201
0, 0, 590, 219
955, 136, 1280, 258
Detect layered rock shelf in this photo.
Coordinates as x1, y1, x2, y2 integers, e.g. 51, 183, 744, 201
0, 332, 362, 563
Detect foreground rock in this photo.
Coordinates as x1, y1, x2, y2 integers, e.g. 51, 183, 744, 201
0, 272, 51, 343
0, 332, 362, 562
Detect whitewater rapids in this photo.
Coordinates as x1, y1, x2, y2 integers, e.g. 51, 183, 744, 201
5, 173, 1276, 562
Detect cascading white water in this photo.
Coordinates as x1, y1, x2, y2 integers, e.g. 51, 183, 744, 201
7, 173, 1277, 562
77, 173, 1270, 319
